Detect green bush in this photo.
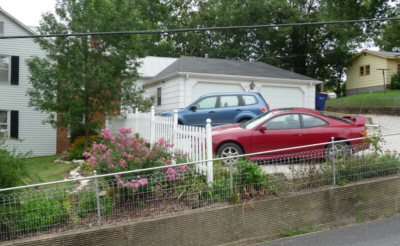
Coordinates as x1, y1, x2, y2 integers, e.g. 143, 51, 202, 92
0, 138, 37, 191
75, 191, 114, 218
390, 72, 400, 90
322, 152, 400, 186
0, 190, 68, 234
69, 123, 100, 144
67, 147, 87, 160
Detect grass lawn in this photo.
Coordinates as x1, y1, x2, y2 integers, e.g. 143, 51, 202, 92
325, 90, 400, 107
24, 155, 80, 183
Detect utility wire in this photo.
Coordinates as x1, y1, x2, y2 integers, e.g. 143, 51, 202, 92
1, 17, 400, 39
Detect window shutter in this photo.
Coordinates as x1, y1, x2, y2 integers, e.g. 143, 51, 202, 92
10, 111, 19, 139
11, 56, 19, 85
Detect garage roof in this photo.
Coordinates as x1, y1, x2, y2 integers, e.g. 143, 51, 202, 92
148, 56, 319, 83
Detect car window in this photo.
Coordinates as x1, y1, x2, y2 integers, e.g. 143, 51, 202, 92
220, 96, 239, 107
302, 114, 328, 128
264, 114, 301, 130
242, 95, 258, 105
195, 97, 218, 109
244, 111, 274, 129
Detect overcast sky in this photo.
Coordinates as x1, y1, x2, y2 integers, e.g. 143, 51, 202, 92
0, 0, 56, 27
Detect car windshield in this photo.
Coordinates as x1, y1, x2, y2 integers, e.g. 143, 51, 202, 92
242, 111, 275, 129
319, 111, 352, 123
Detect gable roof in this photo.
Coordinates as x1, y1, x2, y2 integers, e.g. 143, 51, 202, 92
148, 56, 319, 84
137, 56, 178, 78
346, 50, 400, 66
0, 7, 37, 35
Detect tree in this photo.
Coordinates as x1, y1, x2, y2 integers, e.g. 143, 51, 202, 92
374, 5, 400, 52
27, 0, 155, 147
160, 0, 394, 93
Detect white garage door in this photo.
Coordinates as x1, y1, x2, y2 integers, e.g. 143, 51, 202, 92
192, 82, 245, 102
258, 86, 304, 109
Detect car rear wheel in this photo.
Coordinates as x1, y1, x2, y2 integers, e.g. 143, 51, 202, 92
324, 141, 352, 162
217, 143, 243, 165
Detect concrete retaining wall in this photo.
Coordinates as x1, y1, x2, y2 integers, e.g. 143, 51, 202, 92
7, 176, 400, 246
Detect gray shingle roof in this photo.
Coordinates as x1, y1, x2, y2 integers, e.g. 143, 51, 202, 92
148, 56, 319, 83
366, 50, 400, 58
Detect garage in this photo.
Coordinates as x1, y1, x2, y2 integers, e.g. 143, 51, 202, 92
191, 82, 245, 102
258, 86, 304, 109
144, 56, 321, 111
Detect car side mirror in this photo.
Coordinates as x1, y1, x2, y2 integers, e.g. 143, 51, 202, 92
258, 125, 267, 132
190, 105, 197, 111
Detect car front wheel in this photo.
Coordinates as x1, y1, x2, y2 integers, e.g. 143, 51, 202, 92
217, 143, 243, 165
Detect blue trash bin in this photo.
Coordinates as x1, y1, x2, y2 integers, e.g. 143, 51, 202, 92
315, 92, 328, 111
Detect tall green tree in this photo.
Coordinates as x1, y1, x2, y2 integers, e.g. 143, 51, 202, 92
374, 5, 400, 51
162, 0, 394, 92
27, 0, 155, 147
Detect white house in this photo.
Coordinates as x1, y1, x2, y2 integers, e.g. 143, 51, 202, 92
0, 7, 58, 156
137, 56, 321, 113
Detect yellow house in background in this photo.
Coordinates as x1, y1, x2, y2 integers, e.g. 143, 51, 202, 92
345, 50, 400, 96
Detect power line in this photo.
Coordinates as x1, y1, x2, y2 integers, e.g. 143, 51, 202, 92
1, 17, 400, 39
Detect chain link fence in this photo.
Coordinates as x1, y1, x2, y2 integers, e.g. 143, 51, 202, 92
1, 136, 400, 243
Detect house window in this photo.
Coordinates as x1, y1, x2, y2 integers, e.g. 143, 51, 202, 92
0, 22, 4, 36
359, 65, 370, 77
157, 87, 162, 106
0, 111, 8, 136
0, 55, 10, 83
0, 55, 19, 85
0, 110, 19, 138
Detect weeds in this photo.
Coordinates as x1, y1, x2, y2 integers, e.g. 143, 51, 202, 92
281, 227, 322, 237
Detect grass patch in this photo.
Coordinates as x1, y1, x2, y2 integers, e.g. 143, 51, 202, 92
325, 90, 400, 107
280, 227, 322, 237
24, 155, 79, 183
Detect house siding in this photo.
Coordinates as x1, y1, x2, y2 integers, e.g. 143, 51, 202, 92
0, 12, 57, 156
346, 52, 400, 95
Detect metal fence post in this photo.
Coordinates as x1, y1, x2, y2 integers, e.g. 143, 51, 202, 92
150, 106, 155, 147
94, 171, 101, 227
229, 161, 233, 194
135, 108, 139, 134
331, 137, 336, 186
205, 119, 213, 185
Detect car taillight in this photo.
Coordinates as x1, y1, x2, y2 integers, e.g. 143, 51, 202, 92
360, 130, 367, 137
260, 106, 268, 112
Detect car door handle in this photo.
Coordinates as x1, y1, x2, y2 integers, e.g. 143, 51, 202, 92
236, 109, 242, 112
209, 111, 216, 114
293, 134, 302, 136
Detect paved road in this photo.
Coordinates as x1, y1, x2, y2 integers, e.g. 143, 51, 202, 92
255, 215, 400, 246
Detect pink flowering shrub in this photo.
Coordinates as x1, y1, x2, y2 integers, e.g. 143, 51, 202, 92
83, 127, 190, 193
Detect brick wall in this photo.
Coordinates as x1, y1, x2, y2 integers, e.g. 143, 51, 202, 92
11, 176, 400, 246
56, 114, 70, 153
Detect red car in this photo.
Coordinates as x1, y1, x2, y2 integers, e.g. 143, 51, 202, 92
212, 108, 368, 164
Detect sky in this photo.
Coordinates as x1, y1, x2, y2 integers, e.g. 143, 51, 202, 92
0, 0, 57, 27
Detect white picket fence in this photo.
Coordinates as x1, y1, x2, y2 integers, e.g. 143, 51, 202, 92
106, 106, 213, 183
